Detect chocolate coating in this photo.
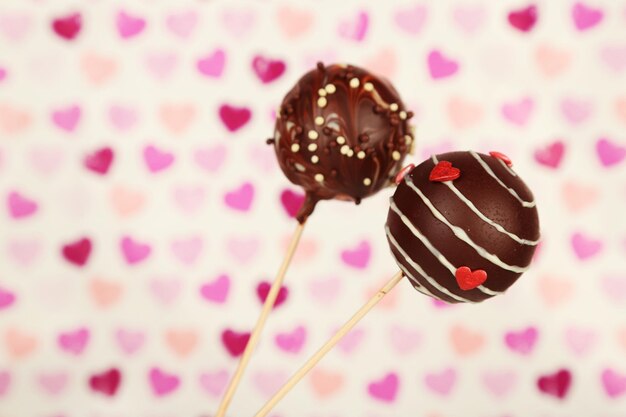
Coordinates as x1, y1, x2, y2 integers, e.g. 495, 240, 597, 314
270, 63, 413, 223
386, 151, 540, 303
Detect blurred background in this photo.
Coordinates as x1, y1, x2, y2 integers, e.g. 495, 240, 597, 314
1, 0, 625, 416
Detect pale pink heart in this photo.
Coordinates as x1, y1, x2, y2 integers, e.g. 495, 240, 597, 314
276, 6, 313, 38
389, 325, 421, 354
29, 146, 65, 175
116, 10, 146, 39
0, 149, 3, 171
535, 45, 571, 77
248, 144, 277, 173
572, 2, 603, 31
109, 105, 138, 131
364, 48, 397, 79
394, 5, 427, 35
51, 105, 81, 132
194, 145, 227, 173
303, 50, 338, 70
571, 232, 603, 260
172, 185, 206, 214
89, 278, 122, 309
601, 45, 626, 72
338, 10, 369, 41
149, 277, 181, 306
482, 371, 517, 397
596, 137, 626, 167
453, 5, 485, 34
38, 372, 68, 396
109, 185, 146, 217
504, 326, 538, 355
197, 49, 226, 78
166, 10, 198, 38
616, 98, 626, 124
619, 328, 626, 352
115, 328, 145, 355
536, 275, 574, 307
170, 236, 203, 265
252, 371, 288, 397
601, 275, 626, 304
336, 328, 364, 354
450, 325, 485, 356
561, 181, 598, 212
0, 104, 31, 134
7, 238, 41, 266
5, 328, 37, 358
148, 368, 180, 397
560, 98, 592, 124
420, 140, 454, 160
199, 370, 228, 397
308, 276, 341, 305
282, 234, 318, 264
501, 97, 534, 126
120, 236, 152, 264
340, 240, 371, 269
564, 326, 596, 356
81, 53, 117, 85
275, 326, 306, 354
447, 96, 483, 128
200, 274, 230, 304
226, 237, 259, 264
221, 9, 256, 38
602, 369, 626, 398
366, 279, 398, 310
0, 13, 31, 41
310, 369, 343, 398
424, 368, 456, 395
159, 103, 194, 133
165, 329, 198, 357
58, 327, 89, 355
367, 372, 399, 402
145, 52, 178, 80
427, 50, 459, 79
144, 145, 174, 173
224, 182, 254, 212
7, 191, 38, 219
0, 371, 10, 396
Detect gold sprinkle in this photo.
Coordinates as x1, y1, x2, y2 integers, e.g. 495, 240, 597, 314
308, 130, 319, 140
390, 103, 399, 112
336, 136, 346, 145
317, 97, 327, 108
340, 145, 350, 155
308, 143, 318, 151
315, 116, 324, 126
363, 82, 374, 92
392, 150, 401, 161
357, 151, 366, 159
325, 84, 336, 94
318, 88, 327, 97
311, 155, 319, 163
399, 111, 407, 120
291, 144, 300, 152
363, 178, 372, 186
349, 78, 360, 88
314, 173, 324, 182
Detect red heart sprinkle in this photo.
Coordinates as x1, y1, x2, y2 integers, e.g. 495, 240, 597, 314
429, 160, 460, 182
489, 151, 513, 167
455, 266, 487, 290
394, 164, 415, 184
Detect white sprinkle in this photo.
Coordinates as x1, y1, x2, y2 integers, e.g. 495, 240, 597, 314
317, 97, 327, 108
392, 150, 401, 161
404, 135, 412, 145
318, 88, 327, 97
325, 84, 336, 94
347, 149, 354, 157
336, 136, 346, 145
399, 111, 407, 120
315, 116, 324, 126
314, 173, 324, 182
308, 143, 318, 151
291, 144, 300, 152
295, 163, 306, 172
363, 178, 372, 186
308, 130, 319, 140
311, 155, 319, 163
340, 145, 350, 155
357, 151, 366, 159
364, 82, 374, 92
390, 103, 399, 111
349, 78, 360, 88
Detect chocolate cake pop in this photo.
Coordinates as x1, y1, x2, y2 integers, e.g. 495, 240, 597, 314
386, 151, 540, 303
268, 63, 413, 223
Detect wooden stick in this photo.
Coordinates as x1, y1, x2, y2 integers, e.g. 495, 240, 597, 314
215, 222, 306, 417
254, 271, 404, 417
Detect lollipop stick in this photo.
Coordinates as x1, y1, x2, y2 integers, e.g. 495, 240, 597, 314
215, 221, 306, 417
254, 270, 404, 417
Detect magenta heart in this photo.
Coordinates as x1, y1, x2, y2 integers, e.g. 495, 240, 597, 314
275, 326, 306, 354
0, 286, 15, 310
219, 104, 251, 132
197, 49, 226, 78
571, 232, 602, 260
61, 237, 92, 267
280, 189, 304, 218
52, 13, 81, 40
148, 368, 179, 396
602, 368, 626, 398
116, 10, 145, 39
537, 369, 572, 399
58, 327, 89, 355
143, 145, 174, 172
596, 138, 626, 167
115, 328, 145, 355
84, 147, 114, 175
338, 11, 369, 41
425, 368, 456, 395
0, 67, 6, 82
340, 240, 371, 269
221, 329, 250, 357
0, 371, 10, 396
7, 191, 38, 219
256, 281, 288, 309
193, 145, 227, 173
89, 368, 121, 397
120, 236, 151, 264
572, 2, 603, 31
367, 372, 399, 402
504, 326, 538, 355
534, 140, 565, 168
199, 370, 228, 397
51, 105, 81, 132
252, 55, 286, 84
200, 274, 230, 304
508, 5, 537, 32
224, 182, 254, 211
427, 50, 459, 79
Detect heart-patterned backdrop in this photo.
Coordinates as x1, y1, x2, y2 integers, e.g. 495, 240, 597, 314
0, 0, 625, 416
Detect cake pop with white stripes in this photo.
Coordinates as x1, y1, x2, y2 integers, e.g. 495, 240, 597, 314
386, 151, 540, 303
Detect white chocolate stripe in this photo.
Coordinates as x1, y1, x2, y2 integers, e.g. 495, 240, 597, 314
497, 158, 517, 177
389, 200, 503, 297
470, 151, 536, 208
386, 225, 472, 303
404, 177, 530, 274
431, 155, 539, 246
